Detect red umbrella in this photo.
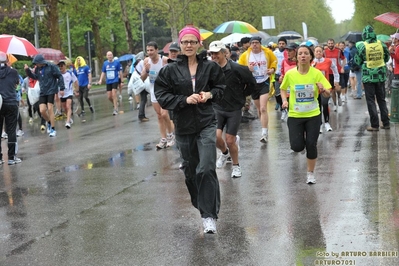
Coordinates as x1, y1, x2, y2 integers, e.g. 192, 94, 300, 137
0, 34, 38, 56
163, 42, 172, 54
37, 48, 66, 63
374, 12, 399, 28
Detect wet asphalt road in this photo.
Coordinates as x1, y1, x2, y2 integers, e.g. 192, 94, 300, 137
0, 90, 398, 266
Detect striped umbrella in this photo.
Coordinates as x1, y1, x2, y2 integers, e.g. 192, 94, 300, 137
213, 21, 258, 34
0, 34, 38, 56
200, 29, 213, 40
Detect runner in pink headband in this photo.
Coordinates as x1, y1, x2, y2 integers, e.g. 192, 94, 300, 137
178, 26, 201, 43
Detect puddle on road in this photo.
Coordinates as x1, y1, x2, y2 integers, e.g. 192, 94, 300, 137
53, 142, 154, 173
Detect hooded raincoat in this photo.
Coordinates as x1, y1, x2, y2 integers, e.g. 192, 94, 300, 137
354, 25, 390, 83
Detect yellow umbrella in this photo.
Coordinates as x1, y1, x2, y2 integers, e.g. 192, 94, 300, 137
200, 29, 213, 40
7, 53, 17, 65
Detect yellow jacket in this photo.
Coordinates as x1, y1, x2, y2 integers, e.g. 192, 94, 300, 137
238, 46, 277, 74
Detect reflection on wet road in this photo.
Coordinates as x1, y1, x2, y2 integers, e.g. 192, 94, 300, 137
0, 94, 398, 265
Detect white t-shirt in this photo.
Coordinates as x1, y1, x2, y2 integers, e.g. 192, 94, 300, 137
249, 51, 268, 83
60, 71, 77, 98
135, 57, 165, 102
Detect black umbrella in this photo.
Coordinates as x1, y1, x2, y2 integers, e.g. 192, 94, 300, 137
277, 31, 303, 40
342, 31, 362, 43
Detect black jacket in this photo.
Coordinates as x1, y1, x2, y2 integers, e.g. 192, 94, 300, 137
213, 60, 256, 112
154, 54, 225, 135
0, 65, 19, 104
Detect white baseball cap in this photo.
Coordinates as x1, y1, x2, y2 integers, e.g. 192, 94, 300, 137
209, 41, 225, 52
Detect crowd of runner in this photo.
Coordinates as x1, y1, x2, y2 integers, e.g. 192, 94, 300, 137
0, 24, 397, 234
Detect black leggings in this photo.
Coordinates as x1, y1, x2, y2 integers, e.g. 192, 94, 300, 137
318, 95, 330, 123
79, 86, 91, 111
287, 115, 321, 159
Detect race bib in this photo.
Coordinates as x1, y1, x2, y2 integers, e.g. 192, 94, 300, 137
294, 84, 314, 103
106, 71, 115, 80
293, 84, 317, 112
149, 70, 158, 84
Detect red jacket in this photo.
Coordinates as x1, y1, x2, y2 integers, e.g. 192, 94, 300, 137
391, 45, 399, 75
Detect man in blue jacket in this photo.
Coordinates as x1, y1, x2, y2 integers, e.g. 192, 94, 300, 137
24, 54, 65, 137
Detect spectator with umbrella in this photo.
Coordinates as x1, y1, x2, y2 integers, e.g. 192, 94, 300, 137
24, 54, 65, 137
389, 33, 399, 79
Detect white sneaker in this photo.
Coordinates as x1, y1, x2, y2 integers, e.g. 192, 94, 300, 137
113, 109, 118, 116
202, 217, 217, 234
235, 135, 240, 152
1, 132, 7, 139
29, 118, 33, 123
341, 95, 346, 103
128, 96, 133, 101
156, 138, 167, 149
325, 122, 332, 131
16, 129, 24, 137
166, 134, 175, 147
260, 134, 268, 143
306, 172, 316, 184
281, 109, 288, 121
319, 124, 323, 134
119, 95, 122, 100
216, 152, 230, 168
49, 129, 57, 137
65, 122, 71, 129
231, 165, 242, 178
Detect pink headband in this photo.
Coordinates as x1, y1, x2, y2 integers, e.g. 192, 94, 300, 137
179, 26, 201, 43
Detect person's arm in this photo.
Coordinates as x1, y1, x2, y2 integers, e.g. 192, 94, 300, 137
140, 59, 149, 82
87, 71, 92, 89
330, 60, 340, 84
238, 64, 257, 96
24, 64, 38, 80
154, 65, 189, 111
389, 45, 399, 62
98, 72, 105, 85
267, 49, 277, 74
53, 66, 65, 92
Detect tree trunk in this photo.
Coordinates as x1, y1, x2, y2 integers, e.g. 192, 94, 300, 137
91, 19, 102, 60
119, 0, 134, 53
46, 0, 61, 49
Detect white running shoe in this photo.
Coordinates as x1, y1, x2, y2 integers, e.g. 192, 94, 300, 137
166, 134, 175, 147
119, 95, 122, 100
202, 217, 217, 234
306, 172, 316, 184
156, 138, 167, 149
16, 130, 24, 137
216, 152, 230, 168
231, 165, 242, 178
113, 109, 118, 116
235, 135, 240, 152
325, 122, 333, 132
260, 134, 268, 143
128, 96, 133, 101
281, 109, 288, 121
1, 132, 8, 139
65, 122, 71, 129
49, 129, 57, 137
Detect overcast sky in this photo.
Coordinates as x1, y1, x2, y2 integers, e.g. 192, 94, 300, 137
326, 0, 355, 23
